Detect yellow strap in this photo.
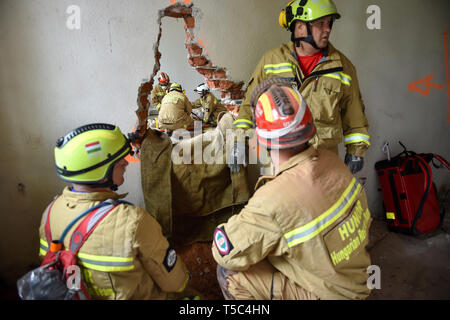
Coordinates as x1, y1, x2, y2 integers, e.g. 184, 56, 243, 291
386, 212, 396, 220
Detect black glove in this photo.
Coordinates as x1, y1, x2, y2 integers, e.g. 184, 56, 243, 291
345, 154, 364, 174
227, 140, 247, 174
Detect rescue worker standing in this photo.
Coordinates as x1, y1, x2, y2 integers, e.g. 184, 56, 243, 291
213, 79, 373, 300
39, 123, 191, 299
192, 83, 227, 124
231, 0, 370, 174
151, 72, 171, 111
158, 83, 194, 132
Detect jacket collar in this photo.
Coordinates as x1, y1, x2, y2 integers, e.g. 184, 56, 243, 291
62, 186, 128, 201
285, 41, 341, 64
276, 146, 318, 176
255, 146, 318, 190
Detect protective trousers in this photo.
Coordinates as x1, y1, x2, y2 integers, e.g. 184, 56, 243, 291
217, 260, 319, 300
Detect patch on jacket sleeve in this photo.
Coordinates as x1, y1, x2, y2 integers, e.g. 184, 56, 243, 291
163, 247, 177, 272
214, 226, 234, 257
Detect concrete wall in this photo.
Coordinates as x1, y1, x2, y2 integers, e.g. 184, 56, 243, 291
0, 0, 449, 286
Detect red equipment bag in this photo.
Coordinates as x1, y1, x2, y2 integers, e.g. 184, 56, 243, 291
17, 199, 121, 300
375, 142, 449, 235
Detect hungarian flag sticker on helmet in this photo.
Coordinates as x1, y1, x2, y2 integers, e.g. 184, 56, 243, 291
85, 141, 103, 157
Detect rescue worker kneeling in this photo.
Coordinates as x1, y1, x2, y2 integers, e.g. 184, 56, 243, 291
39, 123, 191, 299
212, 78, 373, 300
158, 83, 194, 132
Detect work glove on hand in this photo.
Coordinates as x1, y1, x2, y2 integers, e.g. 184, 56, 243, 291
345, 154, 364, 174
227, 140, 247, 174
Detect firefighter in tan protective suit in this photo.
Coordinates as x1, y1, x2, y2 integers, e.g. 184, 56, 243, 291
158, 83, 194, 132
151, 72, 171, 112
229, 0, 370, 175
212, 79, 373, 300
39, 123, 193, 299
192, 83, 228, 124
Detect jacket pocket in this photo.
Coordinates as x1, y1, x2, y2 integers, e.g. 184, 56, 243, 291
309, 78, 341, 125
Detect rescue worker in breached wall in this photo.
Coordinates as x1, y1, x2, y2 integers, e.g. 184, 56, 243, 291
151, 72, 171, 112
157, 83, 194, 132
213, 79, 373, 300
38, 123, 191, 299
192, 83, 228, 125
230, 0, 370, 174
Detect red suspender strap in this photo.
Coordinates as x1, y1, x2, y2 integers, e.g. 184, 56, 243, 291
43, 196, 60, 246
68, 200, 119, 254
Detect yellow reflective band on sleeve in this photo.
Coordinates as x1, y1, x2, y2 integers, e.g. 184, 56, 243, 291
386, 212, 396, 220
233, 119, 253, 129
323, 72, 352, 86
40, 238, 49, 256
77, 252, 134, 272
284, 178, 361, 248
344, 133, 371, 146
264, 63, 296, 75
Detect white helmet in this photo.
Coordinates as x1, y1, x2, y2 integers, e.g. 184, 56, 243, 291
194, 83, 209, 94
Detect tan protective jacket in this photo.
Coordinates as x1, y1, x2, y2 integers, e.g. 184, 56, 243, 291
151, 83, 170, 111
212, 147, 372, 300
158, 91, 194, 130
235, 42, 370, 157
192, 92, 227, 124
39, 187, 189, 300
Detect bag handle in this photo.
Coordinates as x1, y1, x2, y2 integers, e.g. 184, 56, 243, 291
409, 154, 433, 234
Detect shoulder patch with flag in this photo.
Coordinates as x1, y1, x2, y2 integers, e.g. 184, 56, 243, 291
85, 141, 103, 157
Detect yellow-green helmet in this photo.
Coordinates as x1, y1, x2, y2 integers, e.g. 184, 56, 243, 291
169, 82, 183, 93
279, 0, 341, 30
54, 123, 131, 187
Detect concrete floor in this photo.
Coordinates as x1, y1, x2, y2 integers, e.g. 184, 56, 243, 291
367, 218, 450, 300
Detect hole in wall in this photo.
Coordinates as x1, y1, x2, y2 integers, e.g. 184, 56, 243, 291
134, 2, 244, 148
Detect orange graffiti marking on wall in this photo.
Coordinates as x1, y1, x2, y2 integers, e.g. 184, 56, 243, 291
408, 30, 450, 122
408, 74, 443, 96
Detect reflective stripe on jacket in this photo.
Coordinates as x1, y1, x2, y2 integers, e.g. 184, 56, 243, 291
212, 147, 372, 300
39, 187, 189, 300
235, 42, 370, 157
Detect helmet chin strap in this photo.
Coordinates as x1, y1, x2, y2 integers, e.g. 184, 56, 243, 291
291, 22, 320, 49
87, 178, 118, 191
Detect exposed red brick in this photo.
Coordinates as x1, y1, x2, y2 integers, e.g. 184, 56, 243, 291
213, 69, 227, 79
218, 80, 237, 90
206, 79, 221, 89
220, 91, 230, 99
196, 67, 214, 78
230, 82, 244, 91
188, 56, 209, 67
186, 43, 203, 55
164, 5, 192, 18
184, 16, 195, 29
229, 90, 245, 100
